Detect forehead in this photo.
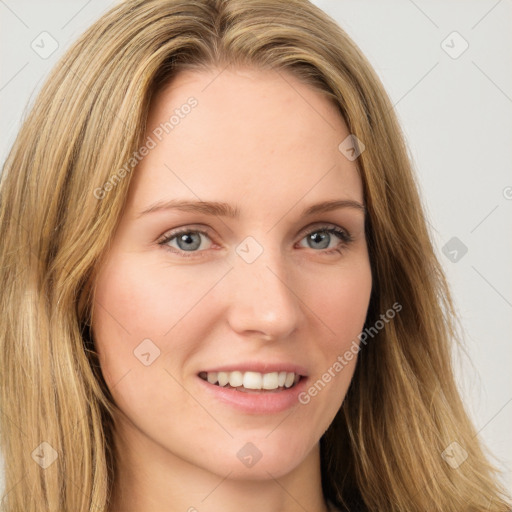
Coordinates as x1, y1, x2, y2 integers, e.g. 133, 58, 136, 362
127, 67, 363, 214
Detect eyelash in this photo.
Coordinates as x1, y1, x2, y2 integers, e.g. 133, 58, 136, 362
157, 224, 354, 259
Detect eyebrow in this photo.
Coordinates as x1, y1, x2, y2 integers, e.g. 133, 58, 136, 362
137, 198, 366, 219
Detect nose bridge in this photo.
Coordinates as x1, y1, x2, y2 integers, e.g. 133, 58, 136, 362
226, 235, 300, 339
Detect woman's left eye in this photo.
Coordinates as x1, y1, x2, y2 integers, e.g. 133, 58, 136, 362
297, 226, 353, 254
158, 224, 353, 258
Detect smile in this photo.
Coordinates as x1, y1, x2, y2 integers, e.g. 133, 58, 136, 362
198, 370, 301, 392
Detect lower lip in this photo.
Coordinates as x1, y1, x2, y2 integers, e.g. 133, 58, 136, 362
196, 375, 309, 414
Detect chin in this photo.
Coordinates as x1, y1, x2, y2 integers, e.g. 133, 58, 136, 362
187, 431, 317, 480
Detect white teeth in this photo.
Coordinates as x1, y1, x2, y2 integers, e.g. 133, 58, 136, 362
243, 371, 262, 389
284, 372, 295, 388
217, 371, 229, 387
201, 370, 300, 391
229, 370, 243, 387
262, 372, 279, 390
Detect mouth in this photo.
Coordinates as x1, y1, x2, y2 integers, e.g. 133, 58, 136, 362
198, 370, 303, 393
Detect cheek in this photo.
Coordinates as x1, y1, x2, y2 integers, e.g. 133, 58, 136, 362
93, 250, 228, 336
90, 252, 229, 386
303, 257, 372, 347
295, 258, 371, 409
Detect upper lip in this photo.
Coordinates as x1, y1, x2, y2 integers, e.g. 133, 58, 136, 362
199, 362, 308, 377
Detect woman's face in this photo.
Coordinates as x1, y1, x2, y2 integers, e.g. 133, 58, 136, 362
92, 67, 372, 480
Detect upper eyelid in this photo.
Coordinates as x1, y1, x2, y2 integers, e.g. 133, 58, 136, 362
159, 221, 349, 236
157, 225, 213, 243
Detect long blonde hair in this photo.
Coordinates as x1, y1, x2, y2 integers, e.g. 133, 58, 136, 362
0, 1, 509, 510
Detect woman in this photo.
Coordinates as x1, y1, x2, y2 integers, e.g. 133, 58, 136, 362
0, 0, 509, 511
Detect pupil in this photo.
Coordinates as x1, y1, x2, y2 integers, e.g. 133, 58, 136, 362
310, 232, 329, 249
178, 232, 201, 251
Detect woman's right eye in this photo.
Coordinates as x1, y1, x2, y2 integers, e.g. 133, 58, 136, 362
158, 229, 213, 258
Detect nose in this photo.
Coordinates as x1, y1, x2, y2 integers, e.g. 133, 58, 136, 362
224, 242, 301, 342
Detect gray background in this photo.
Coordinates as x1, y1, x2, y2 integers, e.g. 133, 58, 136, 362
1, 0, 511, 494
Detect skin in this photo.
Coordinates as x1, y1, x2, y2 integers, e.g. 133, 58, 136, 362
92, 66, 372, 512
